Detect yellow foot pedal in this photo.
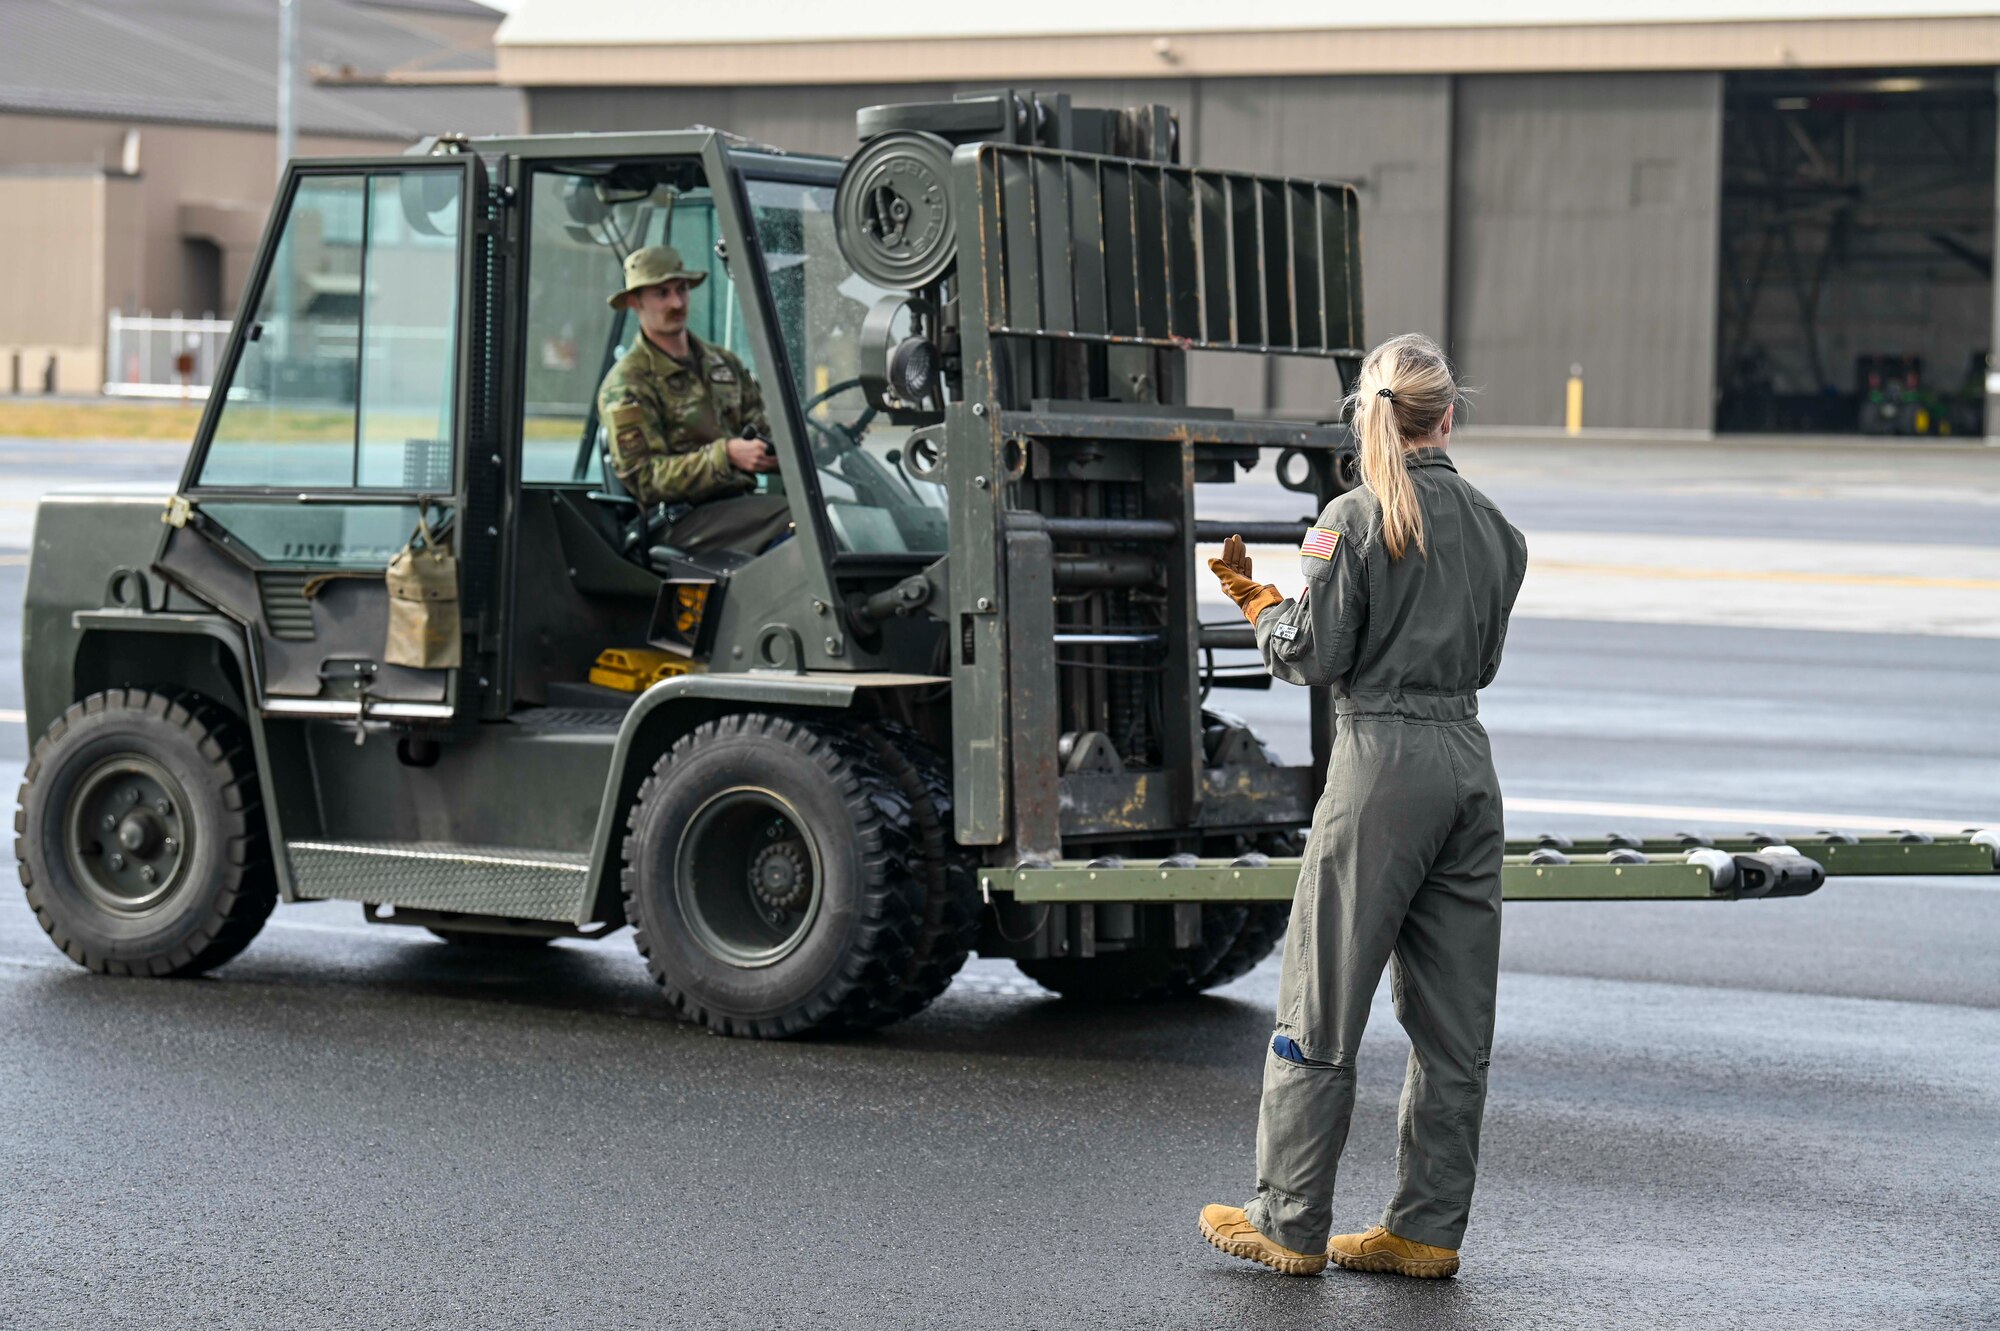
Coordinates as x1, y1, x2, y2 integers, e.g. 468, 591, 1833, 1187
589, 647, 697, 692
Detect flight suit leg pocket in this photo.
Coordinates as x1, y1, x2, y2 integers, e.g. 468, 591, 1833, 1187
1246, 1036, 1359, 1254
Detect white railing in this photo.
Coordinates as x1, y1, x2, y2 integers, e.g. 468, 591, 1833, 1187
104, 311, 231, 400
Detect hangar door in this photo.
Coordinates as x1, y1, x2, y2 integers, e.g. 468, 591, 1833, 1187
1717, 71, 1996, 436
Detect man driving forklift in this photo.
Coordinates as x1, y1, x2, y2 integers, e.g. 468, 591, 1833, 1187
596, 245, 794, 554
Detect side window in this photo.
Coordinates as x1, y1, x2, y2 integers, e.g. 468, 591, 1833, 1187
521, 170, 620, 484
358, 174, 463, 488
519, 164, 757, 484
198, 169, 462, 490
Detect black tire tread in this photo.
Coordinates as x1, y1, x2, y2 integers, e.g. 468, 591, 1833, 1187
14, 688, 276, 978
1014, 903, 1249, 1003
845, 720, 980, 1026
619, 712, 922, 1039
1188, 829, 1297, 992
1192, 903, 1289, 991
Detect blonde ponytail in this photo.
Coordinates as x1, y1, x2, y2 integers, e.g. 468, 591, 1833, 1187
1345, 333, 1461, 560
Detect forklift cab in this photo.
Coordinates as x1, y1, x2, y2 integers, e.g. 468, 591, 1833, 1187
156, 133, 950, 727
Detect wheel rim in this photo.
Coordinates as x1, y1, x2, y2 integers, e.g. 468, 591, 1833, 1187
62, 755, 194, 914
675, 787, 824, 968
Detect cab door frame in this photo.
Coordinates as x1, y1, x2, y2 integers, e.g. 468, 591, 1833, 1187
154, 149, 502, 727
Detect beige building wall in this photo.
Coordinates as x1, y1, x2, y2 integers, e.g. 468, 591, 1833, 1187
0, 114, 414, 393
0, 114, 405, 316
0, 174, 103, 393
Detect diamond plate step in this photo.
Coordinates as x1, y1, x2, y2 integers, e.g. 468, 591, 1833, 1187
287, 840, 591, 922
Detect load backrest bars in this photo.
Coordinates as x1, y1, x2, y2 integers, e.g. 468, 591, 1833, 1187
967, 143, 1363, 356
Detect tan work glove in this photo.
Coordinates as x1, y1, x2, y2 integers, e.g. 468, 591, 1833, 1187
1207, 534, 1285, 625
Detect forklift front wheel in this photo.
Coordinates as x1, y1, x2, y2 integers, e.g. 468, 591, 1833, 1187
620, 713, 921, 1038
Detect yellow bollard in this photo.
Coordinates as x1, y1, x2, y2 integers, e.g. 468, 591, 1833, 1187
1565, 363, 1584, 436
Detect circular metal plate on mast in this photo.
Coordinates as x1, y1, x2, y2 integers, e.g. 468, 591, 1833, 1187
835, 131, 957, 291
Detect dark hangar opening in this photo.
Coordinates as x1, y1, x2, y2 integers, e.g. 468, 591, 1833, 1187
1716, 68, 1996, 436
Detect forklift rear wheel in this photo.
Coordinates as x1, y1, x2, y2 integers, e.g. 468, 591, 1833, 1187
1192, 833, 1299, 990
1193, 903, 1290, 991
1014, 903, 1253, 1003
14, 690, 275, 977
621, 713, 921, 1038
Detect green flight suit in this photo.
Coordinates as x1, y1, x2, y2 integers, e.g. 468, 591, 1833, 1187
1241, 446, 1529, 1254
595, 333, 792, 554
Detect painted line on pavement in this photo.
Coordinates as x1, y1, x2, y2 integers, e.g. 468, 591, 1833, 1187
0, 553, 27, 565
1532, 560, 2000, 593
1509, 797, 1986, 836
0, 709, 24, 724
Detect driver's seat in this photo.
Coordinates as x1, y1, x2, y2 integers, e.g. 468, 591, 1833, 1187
587, 425, 691, 566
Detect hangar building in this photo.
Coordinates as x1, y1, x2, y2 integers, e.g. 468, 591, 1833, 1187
492, 2, 2000, 439
0, 0, 518, 396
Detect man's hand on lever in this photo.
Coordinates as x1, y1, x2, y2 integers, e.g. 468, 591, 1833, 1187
725, 430, 780, 475
1207, 533, 1285, 625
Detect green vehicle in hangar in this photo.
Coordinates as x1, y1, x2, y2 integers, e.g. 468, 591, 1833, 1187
16, 93, 1997, 1036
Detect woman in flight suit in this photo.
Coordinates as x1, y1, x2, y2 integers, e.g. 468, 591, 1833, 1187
1199, 333, 1529, 1279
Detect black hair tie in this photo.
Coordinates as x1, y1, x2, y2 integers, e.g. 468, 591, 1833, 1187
1376, 387, 1396, 400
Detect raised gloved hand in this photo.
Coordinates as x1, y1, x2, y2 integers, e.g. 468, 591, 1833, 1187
1207, 534, 1284, 625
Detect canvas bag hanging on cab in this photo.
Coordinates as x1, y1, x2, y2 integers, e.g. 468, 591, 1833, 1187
384, 501, 460, 669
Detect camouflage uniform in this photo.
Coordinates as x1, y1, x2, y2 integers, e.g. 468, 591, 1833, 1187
596, 244, 792, 555
595, 335, 792, 554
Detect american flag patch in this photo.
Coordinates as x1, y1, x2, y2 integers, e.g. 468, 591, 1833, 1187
1300, 527, 1341, 561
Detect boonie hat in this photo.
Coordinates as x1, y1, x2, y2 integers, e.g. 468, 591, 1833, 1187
609, 245, 708, 309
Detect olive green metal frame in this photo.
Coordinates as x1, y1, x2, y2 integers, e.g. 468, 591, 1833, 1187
1507, 834, 1998, 878
990, 858, 1720, 903
985, 832, 1995, 906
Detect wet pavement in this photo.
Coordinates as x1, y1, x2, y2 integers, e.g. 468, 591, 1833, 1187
1, 434, 1997, 1330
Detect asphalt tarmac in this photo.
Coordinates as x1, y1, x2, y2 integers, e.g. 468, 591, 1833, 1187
1, 435, 1997, 1330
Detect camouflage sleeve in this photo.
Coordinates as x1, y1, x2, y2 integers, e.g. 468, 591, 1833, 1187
599, 385, 739, 506
1253, 515, 1371, 689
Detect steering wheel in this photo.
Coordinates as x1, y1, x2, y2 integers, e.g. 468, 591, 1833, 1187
799, 377, 877, 459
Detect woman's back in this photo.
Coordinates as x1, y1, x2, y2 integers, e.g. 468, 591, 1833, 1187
1205, 331, 1528, 1275
1252, 449, 1527, 711
1331, 448, 1528, 707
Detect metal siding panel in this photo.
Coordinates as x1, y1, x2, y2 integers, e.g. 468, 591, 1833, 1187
526, 84, 957, 148
1190, 75, 1452, 415
1991, 69, 2000, 442
1451, 72, 1721, 430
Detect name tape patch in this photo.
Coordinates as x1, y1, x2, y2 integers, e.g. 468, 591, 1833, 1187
1272, 623, 1299, 641
1300, 527, 1341, 560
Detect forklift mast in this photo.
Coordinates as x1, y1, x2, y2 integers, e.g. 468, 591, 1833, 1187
831, 89, 1365, 866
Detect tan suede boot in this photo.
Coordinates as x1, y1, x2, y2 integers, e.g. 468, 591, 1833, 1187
1326, 1225, 1460, 1278
1198, 1204, 1328, 1276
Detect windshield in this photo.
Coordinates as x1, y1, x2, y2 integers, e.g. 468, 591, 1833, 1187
745, 175, 948, 557
520, 163, 760, 485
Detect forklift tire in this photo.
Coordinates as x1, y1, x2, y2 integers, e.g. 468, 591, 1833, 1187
621, 713, 921, 1038
1191, 903, 1289, 991
846, 720, 980, 1027
1014, 904, 1251, 1003
1189, 830, 1297, 990
14, 689, 275, 978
